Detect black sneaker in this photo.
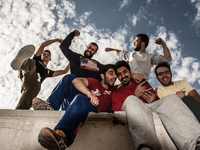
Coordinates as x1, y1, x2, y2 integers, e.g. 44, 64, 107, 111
195, 136, 200, 150
32, 98, 54, 110
38, 127, 67, 150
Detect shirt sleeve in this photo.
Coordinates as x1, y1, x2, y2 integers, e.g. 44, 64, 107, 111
151, 54, 172, 65
33, 55, 42, 61
182, 80, 195, 95
118, 50, 131, 61
59, 32, 77, 60
87, 78, 99, 88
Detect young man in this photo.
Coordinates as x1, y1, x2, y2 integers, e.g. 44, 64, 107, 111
37, 64, 117, 150
33, 30, 103, 110
112, 60, 200, 150
105, 34, 171, 81
11, 39, 70, 109
155, 62, 200, 122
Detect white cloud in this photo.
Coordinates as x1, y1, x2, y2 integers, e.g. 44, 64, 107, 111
129, 7, 147, 26
119, 0, 131, 10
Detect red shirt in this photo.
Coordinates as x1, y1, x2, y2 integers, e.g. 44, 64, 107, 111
111, 82, 159, 111
87, 78, 117, 112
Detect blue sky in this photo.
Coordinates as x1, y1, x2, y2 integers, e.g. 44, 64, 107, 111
0, 0, 200, 109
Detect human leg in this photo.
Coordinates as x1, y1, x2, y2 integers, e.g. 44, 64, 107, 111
153, 94, 200, 150
16, 59, 41, 109
182, 95, 200, 122
38, 94, 98, 148
121, 95, 161, 150
47, 74, 79, 110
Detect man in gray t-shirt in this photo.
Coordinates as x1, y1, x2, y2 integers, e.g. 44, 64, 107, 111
105, 34, 171, 82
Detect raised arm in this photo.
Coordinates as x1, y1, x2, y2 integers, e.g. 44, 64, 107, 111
105, 47, 121, 55
52, 64, 70, 77
72, 77, 99, 107
35, 38, 63, 57
155, 38, 171, 59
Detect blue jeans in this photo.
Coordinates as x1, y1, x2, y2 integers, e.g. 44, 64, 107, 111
54, 94, 99, 147
47, 74, 79, 110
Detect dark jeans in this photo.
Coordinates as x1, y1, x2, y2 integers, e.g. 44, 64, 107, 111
47, 74, 79, 110
54, 94, 99, 147
182, 95, 200, 122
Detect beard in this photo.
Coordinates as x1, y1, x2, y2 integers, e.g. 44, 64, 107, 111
134, 43, 142, 51
104, 76, 114, 88
121, 76, 131, 86
84, 50, 93, 59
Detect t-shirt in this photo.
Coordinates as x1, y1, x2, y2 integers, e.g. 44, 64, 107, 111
111, 82, 159, 111
87, 78, 117, 112
119, 51, 172, 80
33, 55, 54, 83
157, 80, 194, 98
60, 32, 102, 81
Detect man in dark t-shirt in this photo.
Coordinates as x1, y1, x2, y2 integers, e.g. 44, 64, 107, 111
33, 30, 103, 110
11, 39, 70, 109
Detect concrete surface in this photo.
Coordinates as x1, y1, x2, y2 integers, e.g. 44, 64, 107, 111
0, 109, 177, 150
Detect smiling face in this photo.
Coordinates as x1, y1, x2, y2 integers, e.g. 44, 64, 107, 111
116, 66, 132, 86
101, 68, 117, 88
84, 43, 97, 59
156, 67, 173, 86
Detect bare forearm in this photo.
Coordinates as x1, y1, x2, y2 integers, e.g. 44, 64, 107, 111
72, 78, 91, 97
35, 38, 63, 56
162, 42, 171, 59
105, 47, 121, 55
52, 64, 70, 77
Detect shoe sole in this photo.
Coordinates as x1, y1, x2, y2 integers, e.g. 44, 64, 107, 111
32, 98, 54, 110
11, 44, 35, 70
38, 128, 61, 150
38, 127, 66, 150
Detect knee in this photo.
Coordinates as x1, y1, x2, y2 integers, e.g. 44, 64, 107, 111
72, 94, 88, 105
62, 74, 76, 83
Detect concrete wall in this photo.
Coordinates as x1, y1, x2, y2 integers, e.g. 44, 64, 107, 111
0, 109, 177, 150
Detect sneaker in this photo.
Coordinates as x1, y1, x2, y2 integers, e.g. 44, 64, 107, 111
195, 136, 200, 150
11, 44, 35, 70
32, 98, 54, 110
38, 127, 67, 150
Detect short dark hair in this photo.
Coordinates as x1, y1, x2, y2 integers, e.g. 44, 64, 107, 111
155, 62, 171, 76
90, 42, 99, 51
136, 34, 149, 48
99, 64, 115, 81
114, 60, 130, 72
44, 50, 51, 55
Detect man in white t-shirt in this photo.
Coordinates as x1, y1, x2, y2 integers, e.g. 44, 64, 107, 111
155, 62, 200, 122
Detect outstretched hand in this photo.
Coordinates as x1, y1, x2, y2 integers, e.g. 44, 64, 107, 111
142, 87, 157, 103
74, 29, 80, 36
134, 80, 147, 97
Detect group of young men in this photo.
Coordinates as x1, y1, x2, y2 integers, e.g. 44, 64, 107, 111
11, 29, 200, 150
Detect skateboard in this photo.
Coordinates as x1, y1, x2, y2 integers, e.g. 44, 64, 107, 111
11, 44, 35, 70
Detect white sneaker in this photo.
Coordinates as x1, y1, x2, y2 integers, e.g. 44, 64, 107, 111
11, 44, 35, 70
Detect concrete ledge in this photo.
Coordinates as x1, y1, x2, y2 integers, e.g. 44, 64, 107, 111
0, 109, 177, 150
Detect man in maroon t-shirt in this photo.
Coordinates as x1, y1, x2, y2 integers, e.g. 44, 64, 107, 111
112, 60, 200, 150
37, 64, 117, 150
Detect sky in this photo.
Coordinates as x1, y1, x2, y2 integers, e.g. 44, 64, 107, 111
1, 0, 200, 109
